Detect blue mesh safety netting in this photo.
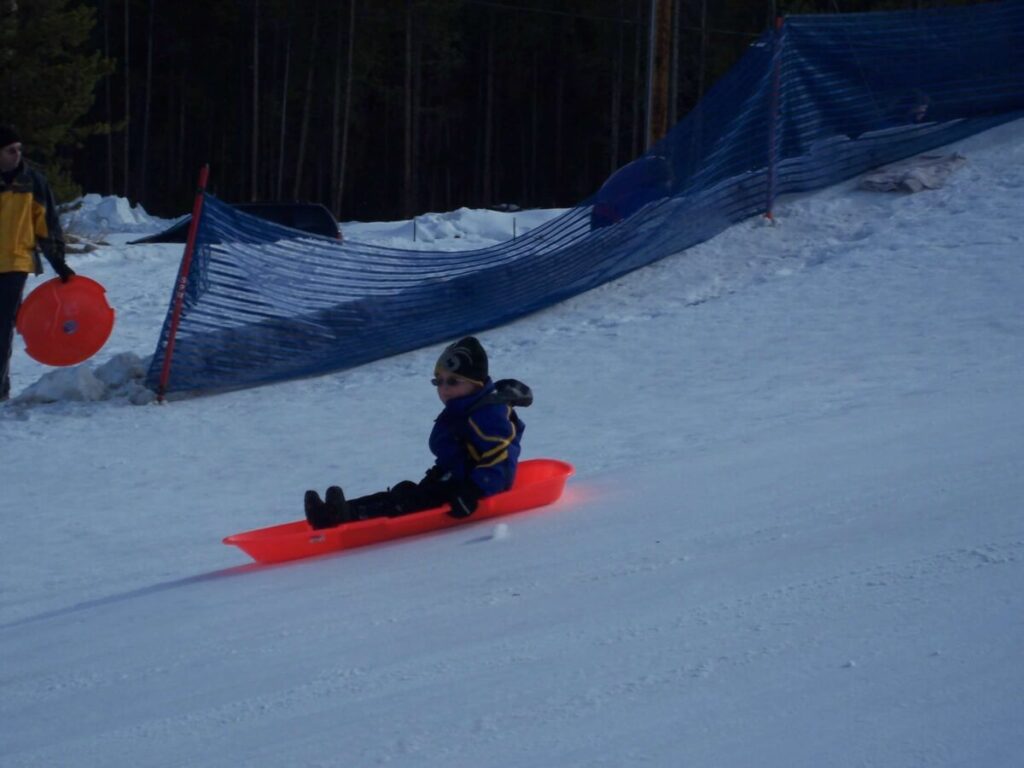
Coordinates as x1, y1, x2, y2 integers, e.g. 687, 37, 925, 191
147, 0, 1024, 397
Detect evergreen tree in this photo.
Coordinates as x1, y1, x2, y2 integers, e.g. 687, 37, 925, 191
0, 0, 111, 200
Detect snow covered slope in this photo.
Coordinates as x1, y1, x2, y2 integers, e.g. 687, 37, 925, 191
1, 120, 1022, 767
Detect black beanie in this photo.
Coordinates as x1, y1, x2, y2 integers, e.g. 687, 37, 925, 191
0, 125, 20, 149
435, 336, 488, 385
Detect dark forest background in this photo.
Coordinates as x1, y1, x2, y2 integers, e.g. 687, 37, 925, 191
3, 0, 979, 220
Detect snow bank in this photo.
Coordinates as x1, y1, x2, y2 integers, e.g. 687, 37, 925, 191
12, 352, 155, 406
60, 194, 168, 238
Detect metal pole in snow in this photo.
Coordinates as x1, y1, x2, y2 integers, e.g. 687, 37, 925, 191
157, 164, 209, 402
765, 17, 783, 222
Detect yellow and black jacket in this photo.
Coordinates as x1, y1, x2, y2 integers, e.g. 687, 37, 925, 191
0, 160, 65, 275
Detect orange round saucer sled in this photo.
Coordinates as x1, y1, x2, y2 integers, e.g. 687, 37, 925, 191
16, 276, 116, 366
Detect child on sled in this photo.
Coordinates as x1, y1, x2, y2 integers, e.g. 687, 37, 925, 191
304, 336, 531, 529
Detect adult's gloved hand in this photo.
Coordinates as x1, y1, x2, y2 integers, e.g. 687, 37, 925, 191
447, 480, 482, 519
54, 261, 75, 283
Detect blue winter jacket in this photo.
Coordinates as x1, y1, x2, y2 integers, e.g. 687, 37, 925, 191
428, 378, 524, 497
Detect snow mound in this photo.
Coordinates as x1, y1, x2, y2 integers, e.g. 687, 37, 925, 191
61, 194, 167, 238
13, 352, 156, 406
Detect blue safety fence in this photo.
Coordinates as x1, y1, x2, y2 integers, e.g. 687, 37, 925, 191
147, 0, 1024, 397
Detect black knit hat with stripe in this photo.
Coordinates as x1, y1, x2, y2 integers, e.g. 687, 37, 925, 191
435, 336, 488, 385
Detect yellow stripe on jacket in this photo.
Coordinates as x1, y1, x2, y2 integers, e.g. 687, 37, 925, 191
465, 407, 517, 468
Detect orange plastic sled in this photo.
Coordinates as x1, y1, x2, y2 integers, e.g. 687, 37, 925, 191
16, 276, 115, 366
224, 458, 574, 565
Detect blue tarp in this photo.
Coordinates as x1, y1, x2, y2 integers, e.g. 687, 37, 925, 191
147, 0, 1024, 396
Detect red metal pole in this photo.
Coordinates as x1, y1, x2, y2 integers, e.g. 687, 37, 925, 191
157, 164, 210, 402
765, 16, 784, 221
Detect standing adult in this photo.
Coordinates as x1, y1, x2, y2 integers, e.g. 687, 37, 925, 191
0, 124, 74, 401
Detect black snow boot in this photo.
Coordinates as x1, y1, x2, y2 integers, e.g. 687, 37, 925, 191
325, 486, 352, 525
304, 489, 336, 530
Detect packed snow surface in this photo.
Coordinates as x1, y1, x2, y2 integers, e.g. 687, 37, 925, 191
2, 121, 1022, 767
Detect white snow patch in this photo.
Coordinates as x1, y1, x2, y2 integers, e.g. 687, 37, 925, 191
343, 207, 567, 250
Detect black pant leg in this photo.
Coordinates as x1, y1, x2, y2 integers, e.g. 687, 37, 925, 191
348, 477, 451, 519
347, 490, 401, 520
391, 478, 450, 516
0, 272, 29, 400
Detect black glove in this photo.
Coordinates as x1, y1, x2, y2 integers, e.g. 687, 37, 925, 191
423, 465, 450, 484
447, 481, 483, 519
54, 261, 75, 283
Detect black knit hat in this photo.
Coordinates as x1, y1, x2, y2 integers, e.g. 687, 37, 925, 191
435, 336, 488, 385
0, 125, 20, 149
